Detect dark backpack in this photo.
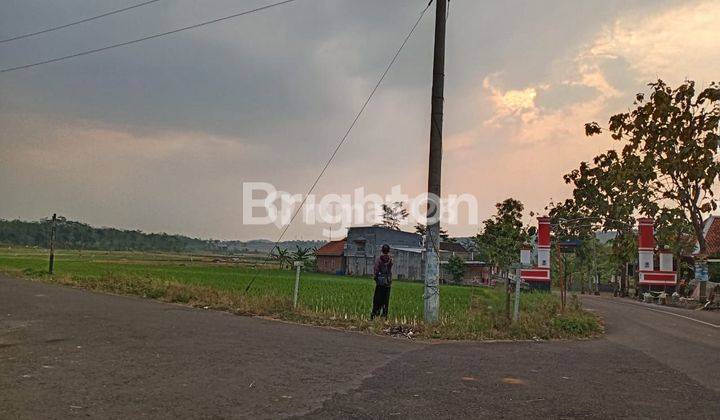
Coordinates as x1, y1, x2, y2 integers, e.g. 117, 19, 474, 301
375, 259, 392, 287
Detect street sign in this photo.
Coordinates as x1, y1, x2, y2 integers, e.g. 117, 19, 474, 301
695, 261, 709, 282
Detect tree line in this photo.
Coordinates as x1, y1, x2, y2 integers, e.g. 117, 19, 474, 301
0, 217, 323, 254
0, 217, 220, 252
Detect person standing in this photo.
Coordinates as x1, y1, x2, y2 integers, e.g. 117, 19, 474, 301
371, 244, 393, 319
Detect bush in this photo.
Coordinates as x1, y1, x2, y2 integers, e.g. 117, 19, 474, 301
552, 313, 601, 336
447, 255, 466, 282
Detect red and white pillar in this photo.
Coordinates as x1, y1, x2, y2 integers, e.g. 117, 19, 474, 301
520, 216, 552, 289
637, 218, 655, 271
537, 216, 551, 269
637, 217, 677, 286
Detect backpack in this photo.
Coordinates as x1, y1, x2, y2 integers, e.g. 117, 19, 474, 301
375, 258, 392, 287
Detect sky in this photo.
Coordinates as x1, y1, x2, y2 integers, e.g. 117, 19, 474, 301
1, 0, 719, 241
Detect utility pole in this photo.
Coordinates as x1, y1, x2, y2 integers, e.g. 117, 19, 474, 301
48, 213, 57, 274
423, 0, 447, 323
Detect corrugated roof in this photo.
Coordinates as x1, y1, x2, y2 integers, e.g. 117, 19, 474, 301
392, 246, 424, 253
440, 242, 467, 252
316, 239, 346, 256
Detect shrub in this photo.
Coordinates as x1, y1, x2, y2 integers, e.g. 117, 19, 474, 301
447, 255, 466, 282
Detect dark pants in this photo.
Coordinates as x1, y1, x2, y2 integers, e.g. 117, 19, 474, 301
371, 285, 391, 318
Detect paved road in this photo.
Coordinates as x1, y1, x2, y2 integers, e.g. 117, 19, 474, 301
1, 275, 718, 419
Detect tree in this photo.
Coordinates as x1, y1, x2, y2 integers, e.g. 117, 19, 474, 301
586, 79, 720, 254
654, 207, 696, 274
414, 223, 450, 241
475, 198, 532, 274
475, 198, 533, 320
377, 202, 408, 230
290, 246, 313, 266
563, 151, 647, 295
446, 255, 466, 283
545, 199, 594, 242
271, 246, 291, 270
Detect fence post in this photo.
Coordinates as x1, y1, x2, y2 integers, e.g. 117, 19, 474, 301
513, 268, 521, 322
293, 261, 303, 308
48, 213, 57, 274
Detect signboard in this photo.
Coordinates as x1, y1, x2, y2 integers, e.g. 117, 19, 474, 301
695, 261, 709, 282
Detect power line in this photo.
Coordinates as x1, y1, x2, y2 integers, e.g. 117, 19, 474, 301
244, 0, 435, 292
0, 0, 164, 44
0, 0, 300, 74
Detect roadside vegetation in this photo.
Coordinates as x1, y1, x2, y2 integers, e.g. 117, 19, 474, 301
0, 247, 600, 340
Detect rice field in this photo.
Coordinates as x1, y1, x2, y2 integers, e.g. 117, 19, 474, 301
0, 246, 601, 340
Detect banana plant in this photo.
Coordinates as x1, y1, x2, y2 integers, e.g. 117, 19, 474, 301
290, 246, 312, 266
271, 246, 291, 270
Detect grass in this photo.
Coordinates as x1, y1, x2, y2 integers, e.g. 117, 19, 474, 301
0, 246, 602, 340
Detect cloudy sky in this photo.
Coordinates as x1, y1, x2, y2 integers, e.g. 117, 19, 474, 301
1, 0, 719, 241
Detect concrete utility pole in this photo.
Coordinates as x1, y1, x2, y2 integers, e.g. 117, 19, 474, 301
423, 0, 447, 323
48, 213, 57, 275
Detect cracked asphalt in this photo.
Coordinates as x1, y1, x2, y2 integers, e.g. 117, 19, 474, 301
1, 275, 719, 419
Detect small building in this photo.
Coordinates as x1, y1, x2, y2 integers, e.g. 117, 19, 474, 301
391, 246, 424, 280
344, 226, 423, 277
315, 239, 346, 274
440, 260, 491, 285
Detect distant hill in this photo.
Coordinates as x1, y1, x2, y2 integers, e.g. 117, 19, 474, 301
0, 217, 322, 254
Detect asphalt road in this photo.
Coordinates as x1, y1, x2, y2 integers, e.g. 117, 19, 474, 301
1, 275, 719, 419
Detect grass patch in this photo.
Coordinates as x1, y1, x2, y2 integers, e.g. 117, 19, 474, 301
0, 247, 601, 340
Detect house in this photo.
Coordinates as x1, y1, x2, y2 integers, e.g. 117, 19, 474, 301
316, 227, 486, 284
439, 241, 470, 260
315, 239, 346, 274
701, 215, 720, 256
344, 226, 423, 277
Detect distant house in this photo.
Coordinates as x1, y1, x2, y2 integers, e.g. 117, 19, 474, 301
439, 241, 470, 260
315, 227, 488, 284
344, 226, 422, 277
315, 239, 346, 274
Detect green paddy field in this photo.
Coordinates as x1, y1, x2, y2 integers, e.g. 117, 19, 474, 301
0, 247, 600, 340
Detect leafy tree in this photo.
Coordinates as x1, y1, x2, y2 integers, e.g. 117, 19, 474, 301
545, 199, 594, 241
546, 199, 631, 293
563, 151, 645, 295
446, 254, 466, 283
475, 198, 533, 320
474, 198, 532, 274
377, 202, 408, 230
414, 223, 450, 241
654, 207, 696, 273
586, 79, 720, 254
